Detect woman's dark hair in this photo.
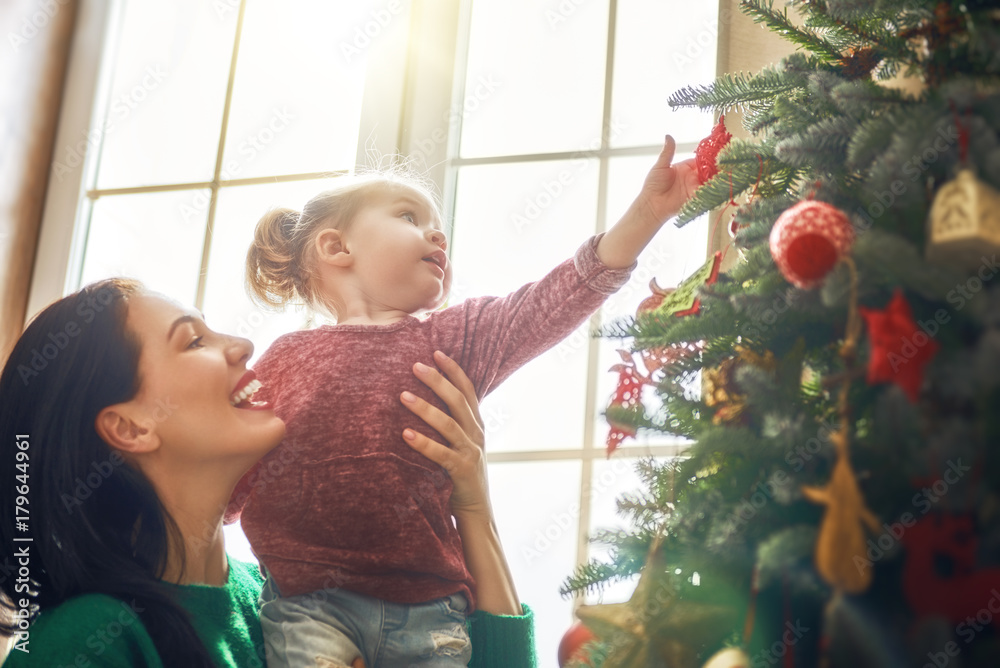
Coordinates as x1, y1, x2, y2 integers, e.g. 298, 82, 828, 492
0, 279, 216, 667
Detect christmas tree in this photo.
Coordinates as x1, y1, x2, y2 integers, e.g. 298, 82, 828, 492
560, 1, 1000, 667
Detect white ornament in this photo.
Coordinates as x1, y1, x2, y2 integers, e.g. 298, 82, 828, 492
701, 647, 750, 668
926, 169, 1000, 272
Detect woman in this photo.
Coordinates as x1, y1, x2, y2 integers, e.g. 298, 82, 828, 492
0, 278, 536, 667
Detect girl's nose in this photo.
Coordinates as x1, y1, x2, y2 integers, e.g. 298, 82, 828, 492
427, 228, 447, 250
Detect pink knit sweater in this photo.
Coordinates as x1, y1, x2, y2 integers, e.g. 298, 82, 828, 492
225, 235, 633, 608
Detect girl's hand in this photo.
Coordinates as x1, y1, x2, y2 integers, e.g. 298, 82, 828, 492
594, 134, 700, 269
400, 350, 491, 518
633, 134, 700, 225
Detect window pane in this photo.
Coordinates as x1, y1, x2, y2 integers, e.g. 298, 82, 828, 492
221, 2, 371, 179
202, 180, 340, 362
584, 457, 675, 604
451, 160, 601, 451
96, 1, 237, 189
460, 0, 609, 158
489, 461, 581, 668
595, 154, 707, 447
79, 190, 209, 305
224, 521, 258, 564
612, 0, 717, 147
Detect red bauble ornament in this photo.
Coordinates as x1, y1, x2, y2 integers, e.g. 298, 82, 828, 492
558, 621, 595, 667
859, 289, 940, 402
695, 116, 733, 185
769, 200, 855, 289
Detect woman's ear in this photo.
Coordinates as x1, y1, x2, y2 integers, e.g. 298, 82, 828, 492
315, 228, 352, 268
95, 404, 160, 455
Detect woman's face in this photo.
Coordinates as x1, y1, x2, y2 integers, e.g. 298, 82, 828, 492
123, 293, 284, 471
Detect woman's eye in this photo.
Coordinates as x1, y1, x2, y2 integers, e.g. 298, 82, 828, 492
187, 336, 204, 350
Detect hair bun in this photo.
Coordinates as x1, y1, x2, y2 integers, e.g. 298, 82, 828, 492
280, 210, 301, 238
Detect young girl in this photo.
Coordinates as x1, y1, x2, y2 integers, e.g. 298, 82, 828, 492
227, 136, 698, 667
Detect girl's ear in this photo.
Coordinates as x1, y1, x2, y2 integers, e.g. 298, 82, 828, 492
95, 404, 160, 456
315, 229, 352, 268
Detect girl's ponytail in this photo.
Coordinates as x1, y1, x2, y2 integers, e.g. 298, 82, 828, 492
245, 207, 302, 309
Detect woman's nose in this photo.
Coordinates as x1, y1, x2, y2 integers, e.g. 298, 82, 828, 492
227, 335, 254, 365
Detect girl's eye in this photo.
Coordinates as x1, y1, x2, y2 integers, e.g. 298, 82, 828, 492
187, 336, 204, 350
401, 212, 416, 224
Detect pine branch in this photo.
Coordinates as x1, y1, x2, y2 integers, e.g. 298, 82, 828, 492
740, 0, 844, 63
830, 79, 907, 118
668, 67, 804, 113
676, 140, 781, 223
846, 112, 901, 170
774, 115, 856, 168
559, 560, 641, 598
802, 3, 911, 55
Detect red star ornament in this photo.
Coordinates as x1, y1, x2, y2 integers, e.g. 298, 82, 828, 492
858, 289, 939, 402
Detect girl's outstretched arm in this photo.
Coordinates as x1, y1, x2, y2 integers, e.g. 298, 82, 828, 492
399, 350, 521, 615
596, 134, 700, 269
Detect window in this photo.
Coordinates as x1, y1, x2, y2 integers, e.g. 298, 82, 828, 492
34, 1, 718, 664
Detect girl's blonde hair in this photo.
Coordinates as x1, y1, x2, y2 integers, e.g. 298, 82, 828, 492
245, 171, 441, 316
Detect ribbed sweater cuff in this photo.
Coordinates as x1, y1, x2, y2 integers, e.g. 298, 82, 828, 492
467, 603, 538, 668
573, 233, 636, 294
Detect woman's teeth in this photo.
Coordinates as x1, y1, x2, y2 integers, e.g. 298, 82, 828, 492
230, 379, 263, 406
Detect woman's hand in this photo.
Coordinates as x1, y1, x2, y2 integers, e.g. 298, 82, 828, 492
400, 350, 491, 518
400, 351, 522, 615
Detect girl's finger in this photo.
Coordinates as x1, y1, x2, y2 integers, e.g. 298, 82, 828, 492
653, 134, 676, 169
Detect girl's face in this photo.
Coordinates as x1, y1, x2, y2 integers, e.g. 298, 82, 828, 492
343, 187, 452, 314
123, 293, 284, 471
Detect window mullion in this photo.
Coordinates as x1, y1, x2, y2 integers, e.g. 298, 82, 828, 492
193, 0, 247, 312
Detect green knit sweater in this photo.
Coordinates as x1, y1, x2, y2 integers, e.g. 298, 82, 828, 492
2, 558, 537, 667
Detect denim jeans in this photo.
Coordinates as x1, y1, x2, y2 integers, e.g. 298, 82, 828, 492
259, 572, 472, 668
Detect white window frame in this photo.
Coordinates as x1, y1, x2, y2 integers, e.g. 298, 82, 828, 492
29, 0, 723, 622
